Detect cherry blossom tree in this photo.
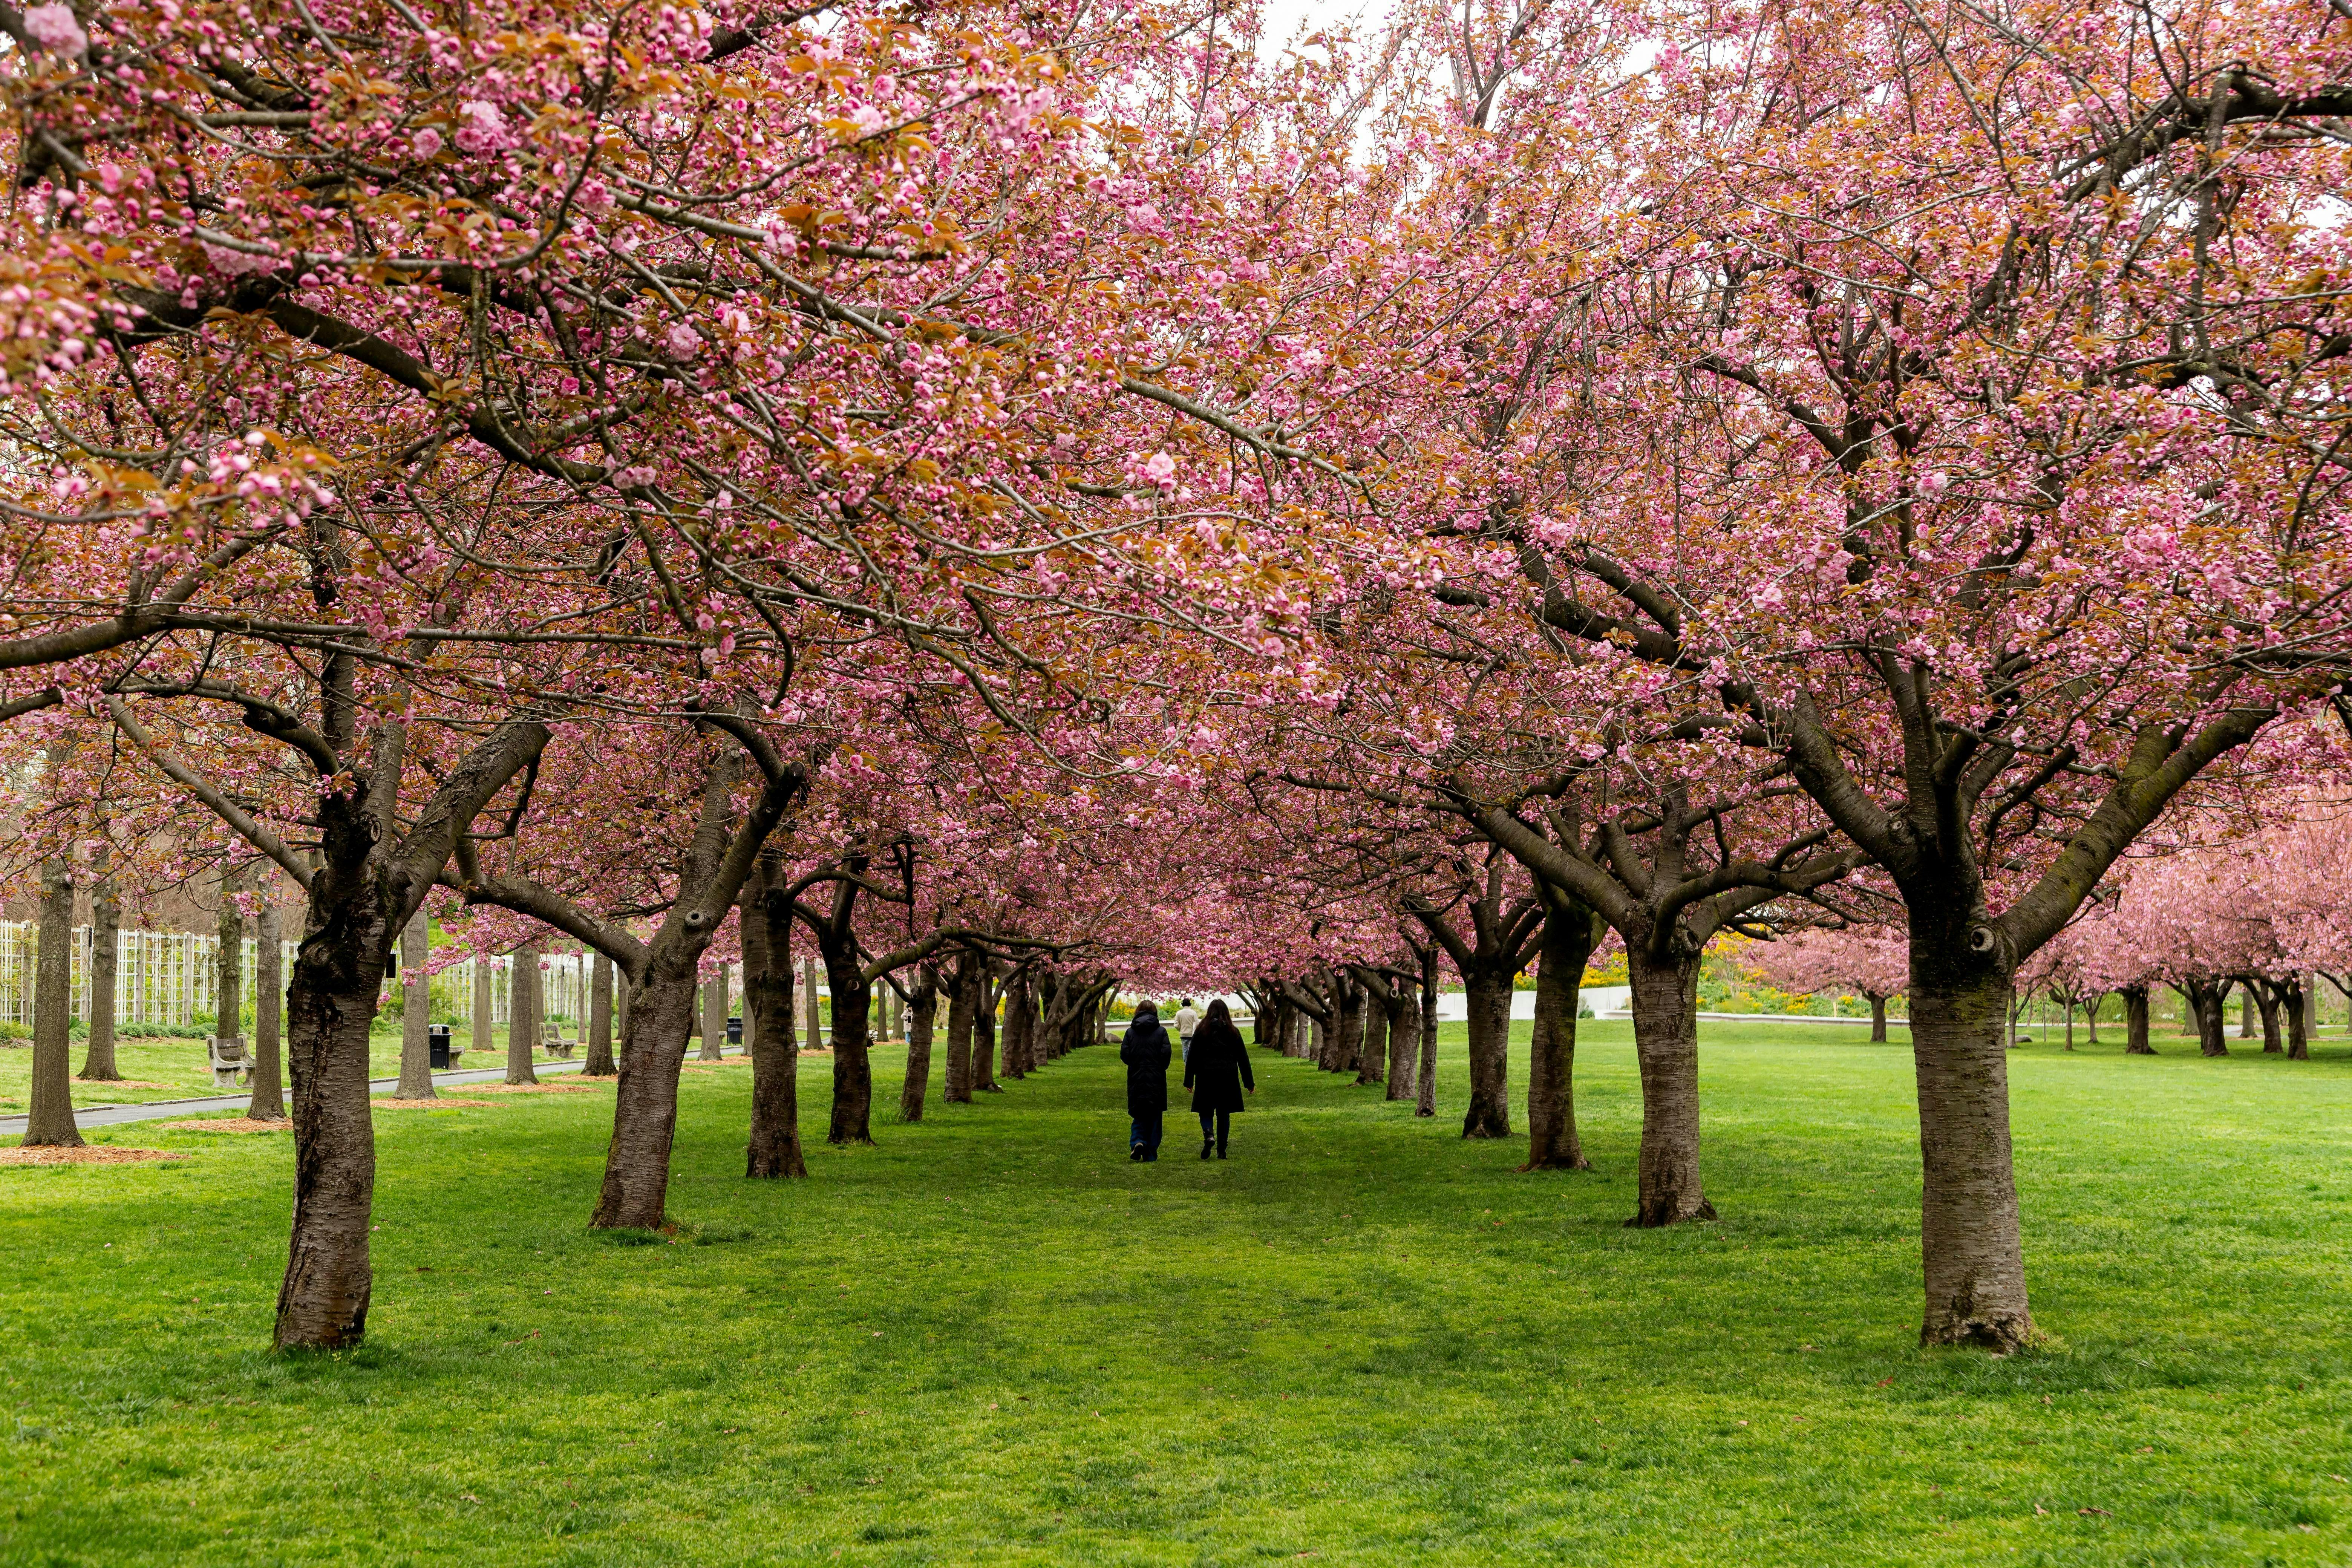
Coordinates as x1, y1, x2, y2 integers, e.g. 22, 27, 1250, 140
1743, 928, 1909, 1043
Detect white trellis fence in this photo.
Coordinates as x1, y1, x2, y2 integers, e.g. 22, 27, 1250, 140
0, 925, 598, 1031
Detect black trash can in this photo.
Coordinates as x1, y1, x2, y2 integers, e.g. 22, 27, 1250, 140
429, 1024, 453, 1070
726, 1016, 744, 1046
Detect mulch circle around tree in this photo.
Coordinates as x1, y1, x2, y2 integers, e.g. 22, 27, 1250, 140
161, 1118, 292, 1134
374, 1098, 496, 1110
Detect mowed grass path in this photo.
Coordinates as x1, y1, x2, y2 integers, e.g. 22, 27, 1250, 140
4, 1023, 2349, 1566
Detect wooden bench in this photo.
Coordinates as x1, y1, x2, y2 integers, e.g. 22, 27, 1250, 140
541, 1022, 578, 1059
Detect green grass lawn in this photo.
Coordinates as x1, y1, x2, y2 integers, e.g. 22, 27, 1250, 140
3, 1021, 2349, 1565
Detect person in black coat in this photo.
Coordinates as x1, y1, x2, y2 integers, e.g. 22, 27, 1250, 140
1119, 1002, 1172, 1162
1183, 998, 1255, 1159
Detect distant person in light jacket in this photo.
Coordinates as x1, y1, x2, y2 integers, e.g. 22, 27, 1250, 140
1120, 1002, 1171, 1162
1184, 999, 1254, 1159
1174, 998, 1200, 1060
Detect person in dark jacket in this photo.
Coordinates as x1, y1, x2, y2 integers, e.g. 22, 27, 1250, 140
1119, 1002, 1172, 1162
1183, 998, 1255, 1159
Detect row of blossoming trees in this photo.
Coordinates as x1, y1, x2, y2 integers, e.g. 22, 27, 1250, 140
1744, 798, 2352, 1055
1, 0, 2347, 1356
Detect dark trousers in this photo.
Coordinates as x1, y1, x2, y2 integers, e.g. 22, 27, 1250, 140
1198, 1108, 1230, 1148
1130, 1110, 1162, 1159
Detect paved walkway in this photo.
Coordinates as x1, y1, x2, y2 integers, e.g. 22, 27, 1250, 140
0, 1052, 746, 1137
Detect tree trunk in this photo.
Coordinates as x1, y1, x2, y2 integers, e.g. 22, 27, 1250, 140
821, 928, 877, 1144
616, 971, 634, 1064
395, 910, 434, 1098
472, 957, 495, 1067
741, 865, 805, 1178
216, 868, 245, 1049
1626, 944, 1711, 1224
1525, 901, 1598, 1172
2239, 989, 2255, 1039
275, 928, 386, 1349
700, 965, 729, 1061
78, 872, 120, 1081
1355, 986, 1386, 1086
2062, 997, 2075, 1052
1332, 980, 1365, 1074
593, 968, 696, 1228
584, 952, 616, 1076
900, 965, 939, 1122
2122, 986, 2154, 1055
247, 903, 288, 1119
22, 858, 82, 1148
1416, 952, 1439, 1119
1869, 994, 1888, 1043
1906, 919, 2033, 1352
506, 938, 541, 1084
2174, 986, 2196, 1035
1001, 970, 1031, 1079
1384, 991, 1416, 1101
972, 969, 1000, 1093
2286, 975, 2310, 1060
2187, 978, 2230, 1057
2252, 980, 2283, 1053
1460, 968, 1513, 1139
802, 957, 824, 1049
944, 954, 976, 1103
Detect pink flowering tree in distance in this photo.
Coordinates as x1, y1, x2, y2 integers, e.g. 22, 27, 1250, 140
1743, 928, 1910, 1043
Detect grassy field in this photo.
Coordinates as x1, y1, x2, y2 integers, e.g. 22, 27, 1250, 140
3, 1021, 2348, 1566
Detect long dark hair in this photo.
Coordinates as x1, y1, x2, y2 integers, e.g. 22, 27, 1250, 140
1205, 998, 1232, 1027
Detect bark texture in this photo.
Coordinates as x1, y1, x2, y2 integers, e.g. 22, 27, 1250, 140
1355, 977, 1387, 1087
395, 910, 434, 1099
819, 922, 876, 1144
741, 860, 805, 1178
247, 902, 288, 1119
505, 937, 541, 1084
1627, 947, 1711, 1223
2122, 986, 2154, 1055
1460, 970, 1514, 1139
2252, 979, 2283, 1054
1415, 950, 1439, 1118
1383, 989, 1415, 1100
1000, 969, 1031, 1079
22, 859, 82, 1148
971, 967, 1000, 1093
2187, 978, 2230, 1057
471, 959, 494, 1067
1868, 994, 1889, 1044
899, 965, 939, 1122
584, 952, 616, 1076
943, 953, 976, 1103
702, 966, 730, 1061
78, 871, 121, 1081
1525, 898, 1599, 1172
1908, 917, 2033, 1352
216, 869, 245, 1049
277, 914, 386, 1348
595, 971, 695, 1226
